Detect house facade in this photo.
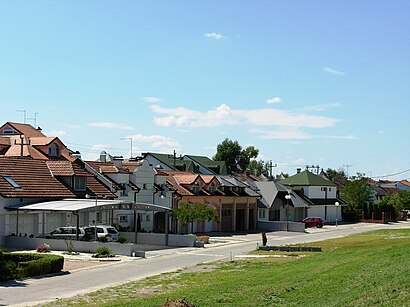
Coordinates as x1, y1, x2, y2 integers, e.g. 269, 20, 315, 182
280, 170, 346, 223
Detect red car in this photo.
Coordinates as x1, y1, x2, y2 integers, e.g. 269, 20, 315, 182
303, 217, 324, 228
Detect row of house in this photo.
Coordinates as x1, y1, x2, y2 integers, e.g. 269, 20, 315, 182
0, 121, 363, 239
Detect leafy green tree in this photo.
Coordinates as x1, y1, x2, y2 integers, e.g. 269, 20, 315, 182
247, 159, 269, 177
213, 138, 259, 174
173, 202, 219, 233
340, 174, 373, 221
378, 190, 410, 213
325, 168, 347, 181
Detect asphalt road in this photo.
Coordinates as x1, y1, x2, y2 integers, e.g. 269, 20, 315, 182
1, 221, 409, 306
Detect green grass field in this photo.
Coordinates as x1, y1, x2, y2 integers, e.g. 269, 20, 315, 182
51, 229, 410, 306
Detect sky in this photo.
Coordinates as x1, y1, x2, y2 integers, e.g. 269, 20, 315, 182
0, 1, 409, 180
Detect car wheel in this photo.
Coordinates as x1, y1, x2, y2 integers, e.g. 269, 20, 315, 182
317, 224, 323, 228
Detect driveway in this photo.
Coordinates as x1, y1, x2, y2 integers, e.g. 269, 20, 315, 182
1, 221, 409, 306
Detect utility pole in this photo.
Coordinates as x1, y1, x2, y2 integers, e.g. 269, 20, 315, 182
173, 150, 176, 169
120, 137, 133, 158
268, 160, 277, 179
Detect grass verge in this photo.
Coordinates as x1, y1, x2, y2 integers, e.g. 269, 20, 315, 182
46, 229, 410, 306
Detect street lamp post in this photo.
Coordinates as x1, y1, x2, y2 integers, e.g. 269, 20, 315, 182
335, 201, 340, 227
285, 193, 291, 232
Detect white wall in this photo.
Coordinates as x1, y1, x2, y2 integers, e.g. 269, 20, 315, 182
306, 186, 337, 199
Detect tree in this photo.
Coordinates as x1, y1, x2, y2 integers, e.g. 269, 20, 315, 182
378, 190, 410, 213
340, 174, 373, 221
325, 168, 347, 181
213, 138, 259, 174
247, 159, 269, 177
173, 202, 219, 233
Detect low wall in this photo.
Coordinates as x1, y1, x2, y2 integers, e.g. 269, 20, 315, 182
258, 221, 306, 232
4, 237, 145, 257
119, 232, 196, 247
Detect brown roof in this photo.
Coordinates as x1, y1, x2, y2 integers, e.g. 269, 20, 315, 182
122, 161, 142, 173
400, 180, 410, 187
0, 157, 75, 198
174, 174, 199, 185
86, 176, 116, 198
86, 161, 131, 174
29, 137, 56, 146
46, 160, 75, 176
3, 122, 46, 138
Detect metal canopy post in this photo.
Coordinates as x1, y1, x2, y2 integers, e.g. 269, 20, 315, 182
165, 210, 169, 246
16, 210, 19, 236
73, 211, 80, 241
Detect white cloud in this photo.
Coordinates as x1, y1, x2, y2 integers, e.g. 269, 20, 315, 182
303, 103, 341, 111
126, 133, 181, 152
90, 144, 111, 151
88, 122, 134, 130
143, 97, 162, 103
203, 32, 226, 40
151, 104, 337, 129
323, 66, 346, 76
48, 130, 66, 137
266, 97, 282, 104
251, 127, 357, 140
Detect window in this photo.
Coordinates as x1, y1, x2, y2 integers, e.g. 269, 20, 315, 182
2, 128, 15, 134
119, 215, 128, 222
259, 209, 266, 219
192, 185, 200, 195
48, 143, 60, 156
209, 185, 216, 194
222, 209, 231, 216
96, 212, 101, 223
3, 176, 21, 188
269, 210, 280, 221
74, 176, 86, 191
142, 184, 147, 190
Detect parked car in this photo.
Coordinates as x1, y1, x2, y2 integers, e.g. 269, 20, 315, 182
49, 226, 95, 241
90, 225, 120, 241
302, 217, 324, 228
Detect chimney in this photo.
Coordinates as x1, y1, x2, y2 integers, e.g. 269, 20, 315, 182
37, 126, 42, 132
100, 151, 107, 162
297, 168, 301, 173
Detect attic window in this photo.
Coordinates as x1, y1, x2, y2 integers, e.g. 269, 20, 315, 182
3, 176, 21, 188
74, 176, 86, 191
2, 128, 15, 134
49, 143, 60, 157
209, 185, 216, 194
192, 185, 200, 195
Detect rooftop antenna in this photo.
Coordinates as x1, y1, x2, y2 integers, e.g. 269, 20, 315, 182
16, 110, 27, 124
27, 112, 39, 127
343, 164, 354, 178
120, 137, 133, 158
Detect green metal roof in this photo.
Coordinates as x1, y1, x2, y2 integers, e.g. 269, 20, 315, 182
280, 170, 336, 187
184, 155, 228, 175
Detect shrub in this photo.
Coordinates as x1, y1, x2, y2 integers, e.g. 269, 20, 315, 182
93, 246, 113, 258
36, 243, 50, 253
0, 252, 64, 281
116, 236, 126, 244
98, 237, 108, 243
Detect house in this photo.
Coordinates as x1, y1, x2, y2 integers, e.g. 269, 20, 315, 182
0, 122, 118, 238
163, 170, 259, 233
280, 170, 346, 223
0, 157, 115, 237
85, 155, 173, 233
255, 181, 309, 224
143, 152, 228, 175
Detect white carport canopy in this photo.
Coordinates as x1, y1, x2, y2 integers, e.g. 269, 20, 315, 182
6, 199, 171, 213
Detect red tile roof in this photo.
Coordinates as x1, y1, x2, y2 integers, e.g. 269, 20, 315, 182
0, 157, 76, 198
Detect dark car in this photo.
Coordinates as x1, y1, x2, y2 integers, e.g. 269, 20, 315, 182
302, 217, 324, 228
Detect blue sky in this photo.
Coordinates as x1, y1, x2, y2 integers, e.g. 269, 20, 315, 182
1, 1, 409, 180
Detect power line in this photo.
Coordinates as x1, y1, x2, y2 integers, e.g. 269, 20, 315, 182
370, 168, 410, 179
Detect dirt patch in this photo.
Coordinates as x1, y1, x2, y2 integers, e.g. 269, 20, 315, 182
182, 264, 219, 274
63, 260, 106, 272
162, 298, 192, 307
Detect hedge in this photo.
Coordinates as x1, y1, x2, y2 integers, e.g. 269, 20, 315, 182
0, 252, 64, 281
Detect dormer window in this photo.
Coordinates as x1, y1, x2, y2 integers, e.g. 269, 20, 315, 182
209, 185, 216, 194
49, 143, 60, 157
74, 176, 86, 191
192, 185, 200, 195
2, 128, 15, 134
